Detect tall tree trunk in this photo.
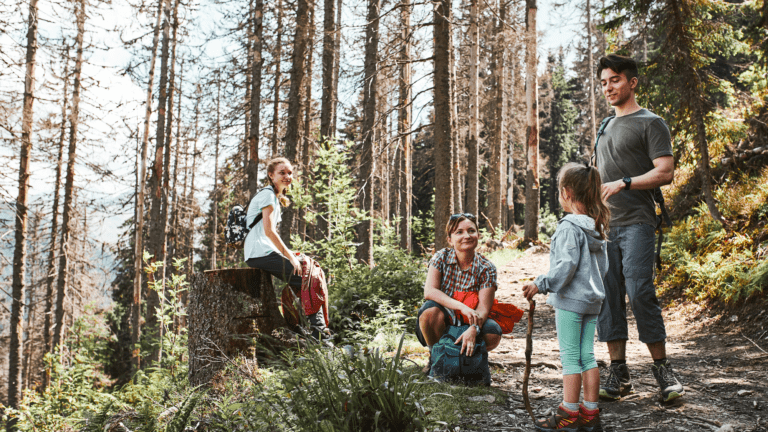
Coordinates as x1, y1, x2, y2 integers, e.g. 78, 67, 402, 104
299, 2, 316, 240
43, 45, 68, 390
449, 25, 462, 213
146, 0, 173, 365
132, 0, 165, 373
319, 0, 337, 140
356, 0, 379, 266
212, 79, 222, 269
7, 0, 40, 420
281, 0, 312, 247
398, 0, 412, 252
331, 0, 343, 131
53, 0, 85, 352
433, 0, 454, 251
168, 59, 184, 272
523, 0, 540, 243
248, 0, 264, 196
271, 0, 283, 157
488, 2, 507, 231
587, 0, 597, 150
187, 87, 201, 281
466, 0, 479, 217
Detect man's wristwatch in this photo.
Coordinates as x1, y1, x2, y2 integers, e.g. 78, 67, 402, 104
622, 176, 632, 190
471, 323, 481, 333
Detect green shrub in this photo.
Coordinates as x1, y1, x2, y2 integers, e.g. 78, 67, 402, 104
240, 335, 434, 432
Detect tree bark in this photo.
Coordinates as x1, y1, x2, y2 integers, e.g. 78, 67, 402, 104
398, 0, 412, 252
466, 0, 479, 217
319, 0, 337, 140
587, 0, 597, 151
331, 0, 343, 131
281, 0, 312, 247
449, 24, 462, 213
132, 0, 166, 373
43, 45, 68, 390
212, 79, 222, 270
146, 0, 173, 365
433, 0, 454, 250
248, 0, 264, 196
524, 0, 540, 243
188, 269, 282, 387
488, 2, 507, 231
8, 0, 40, 419
356, 0, 379, 266
53, 0, 85, 352
271, 0, 283, 157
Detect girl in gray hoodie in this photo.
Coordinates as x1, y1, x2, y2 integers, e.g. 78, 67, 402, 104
522, 163, 610, 432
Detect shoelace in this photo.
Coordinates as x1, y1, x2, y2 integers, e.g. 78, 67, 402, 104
658, 364, 677, 387
605, 366, 621, 389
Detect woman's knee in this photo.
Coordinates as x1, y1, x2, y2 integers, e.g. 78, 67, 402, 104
419, 307, 446, 330
484, 333, 501, 351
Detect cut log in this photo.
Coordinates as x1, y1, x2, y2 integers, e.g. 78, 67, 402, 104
187, 268, 285, 386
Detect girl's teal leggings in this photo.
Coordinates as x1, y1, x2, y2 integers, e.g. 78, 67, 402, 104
555, 309, 598, 375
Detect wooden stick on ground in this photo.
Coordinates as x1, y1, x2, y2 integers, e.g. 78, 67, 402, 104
522, 299, 536, 424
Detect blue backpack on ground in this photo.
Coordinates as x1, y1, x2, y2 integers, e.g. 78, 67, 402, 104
429, 325, 491, 386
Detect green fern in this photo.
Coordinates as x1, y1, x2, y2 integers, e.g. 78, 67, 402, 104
78, 401, 114, 432
165, 391, 203, 432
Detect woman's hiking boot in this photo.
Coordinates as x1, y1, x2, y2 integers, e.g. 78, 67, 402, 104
534, 405, 580, 431
651, 360, 684, 402
599, 363, 632, 400
578, 405, 603, 432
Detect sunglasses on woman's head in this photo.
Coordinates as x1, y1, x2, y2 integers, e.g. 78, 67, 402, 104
449, 213, 476, 221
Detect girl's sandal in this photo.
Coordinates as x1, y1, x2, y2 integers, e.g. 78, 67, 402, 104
534, 405, 581, 431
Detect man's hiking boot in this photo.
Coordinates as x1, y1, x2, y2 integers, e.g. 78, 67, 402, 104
599, 363, 632, 400
651, 360, 684, 402
534, 405, 580, 431
578, 405, 603, 432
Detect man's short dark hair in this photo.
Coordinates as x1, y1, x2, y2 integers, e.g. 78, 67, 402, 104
597, 54, 638, 81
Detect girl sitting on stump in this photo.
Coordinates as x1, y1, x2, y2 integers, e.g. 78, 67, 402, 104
243, 157, 328, 338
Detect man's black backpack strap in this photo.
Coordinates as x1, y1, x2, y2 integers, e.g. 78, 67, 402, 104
590, 115, 615, 167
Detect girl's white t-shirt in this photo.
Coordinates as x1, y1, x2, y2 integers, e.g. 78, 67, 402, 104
243, 187, 282, 260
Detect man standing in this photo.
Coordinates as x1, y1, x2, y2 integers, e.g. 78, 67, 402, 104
594, 54, 684, 403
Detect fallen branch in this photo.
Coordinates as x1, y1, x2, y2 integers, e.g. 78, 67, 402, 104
741, 332, 768, 354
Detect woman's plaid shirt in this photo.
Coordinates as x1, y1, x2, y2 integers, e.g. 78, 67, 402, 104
428, 248, 497, 297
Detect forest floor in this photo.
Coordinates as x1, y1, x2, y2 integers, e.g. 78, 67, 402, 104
452, 247, 768, 432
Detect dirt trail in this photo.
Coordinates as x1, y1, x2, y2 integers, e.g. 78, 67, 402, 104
463, 248, 768, 431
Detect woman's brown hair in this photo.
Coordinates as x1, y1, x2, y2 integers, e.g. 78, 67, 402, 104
266, 157, 292, 207
445, 213, 479, 239
557, 162, 611, 240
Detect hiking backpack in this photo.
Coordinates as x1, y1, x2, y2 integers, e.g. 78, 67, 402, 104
591, 116, 672, 270
224, 187, 273, 248
429, 325, 491, 386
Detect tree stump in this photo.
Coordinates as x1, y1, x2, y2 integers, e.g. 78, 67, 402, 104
187, 268, 286, 387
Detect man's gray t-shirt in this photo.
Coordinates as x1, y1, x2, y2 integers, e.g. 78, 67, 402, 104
596, 109, 673, 227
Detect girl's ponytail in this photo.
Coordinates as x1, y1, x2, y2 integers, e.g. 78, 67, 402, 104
557, 163, 611, 239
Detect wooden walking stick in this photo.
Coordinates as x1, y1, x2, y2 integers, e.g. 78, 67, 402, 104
522, 299, 536, 424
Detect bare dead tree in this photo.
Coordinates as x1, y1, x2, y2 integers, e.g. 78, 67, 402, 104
53, 0, 86, 353
247, 0, 264, 196
433, 0, 454, 250
523, 0, 540, 243
7, 0, 40, 421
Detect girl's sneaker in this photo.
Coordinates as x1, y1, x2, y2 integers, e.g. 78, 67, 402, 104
534, 405, 580, 431
578, 405, 603, 432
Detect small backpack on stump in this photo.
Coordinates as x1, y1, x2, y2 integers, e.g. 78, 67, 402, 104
429, 325, 491, 386
224, 187, 273, 248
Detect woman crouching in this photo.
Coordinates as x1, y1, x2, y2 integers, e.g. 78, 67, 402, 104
417, 213, 502, 372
